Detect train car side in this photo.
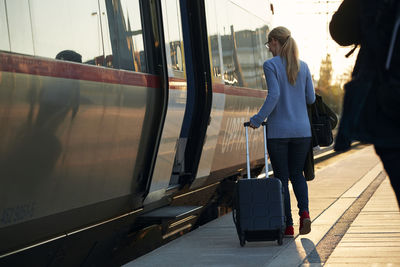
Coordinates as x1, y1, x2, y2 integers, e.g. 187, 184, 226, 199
0, 0, 274, 265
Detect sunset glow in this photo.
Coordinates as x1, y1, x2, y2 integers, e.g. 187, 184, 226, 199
271, 0, 357, 86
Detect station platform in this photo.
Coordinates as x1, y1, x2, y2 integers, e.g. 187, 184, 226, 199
124, 145, 400, 266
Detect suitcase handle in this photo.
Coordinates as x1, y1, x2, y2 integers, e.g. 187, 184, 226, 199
243, 121, 268, 179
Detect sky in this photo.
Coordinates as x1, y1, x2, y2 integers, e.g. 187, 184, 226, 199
269, 0, 357, 85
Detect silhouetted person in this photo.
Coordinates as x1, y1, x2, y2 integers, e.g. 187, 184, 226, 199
330, 0, 400, 206
1, 50, 82, 194
35, 50, 81, 131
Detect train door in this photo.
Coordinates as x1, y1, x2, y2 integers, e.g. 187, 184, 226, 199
172, 0, 212, 187
145, 0, 212, 203
145, 0, 188, 202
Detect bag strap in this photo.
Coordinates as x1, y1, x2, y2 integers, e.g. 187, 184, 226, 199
312, 95, 324, 120
386, 2, 400, 70
312, 102, 319, 120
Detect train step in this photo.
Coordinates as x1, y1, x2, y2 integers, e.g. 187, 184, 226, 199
138, 205, 202, 221
137, 206, 203, 238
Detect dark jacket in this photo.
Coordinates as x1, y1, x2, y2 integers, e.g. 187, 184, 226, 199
330, 0, 400, 150
303, 95, 338, 181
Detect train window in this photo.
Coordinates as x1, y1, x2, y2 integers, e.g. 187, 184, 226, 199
1, 0, 148, 73
24, 0, 106, 64
214, 1, 235, 86
121, 0, 147, 72
205, 0, 270, 90
213, 0, 250, 87
0, 0, 10, 51
1, 0, 34, 55
161, 0, 185, 78
228, 2, 258, 89
205, 0, 223, 82
253, 19, 269, 90
106, 0, 147, 72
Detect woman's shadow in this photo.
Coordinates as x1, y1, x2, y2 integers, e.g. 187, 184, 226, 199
0, 50, 81, 194
300, 238, 322, 266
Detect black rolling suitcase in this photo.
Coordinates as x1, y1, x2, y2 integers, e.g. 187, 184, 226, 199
232, 122, 285, 246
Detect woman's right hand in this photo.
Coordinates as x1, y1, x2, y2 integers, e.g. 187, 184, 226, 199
249, 122, 258, 129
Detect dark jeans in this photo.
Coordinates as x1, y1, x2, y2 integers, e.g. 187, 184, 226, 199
268, 137, 312, 226
375, 146, 400, 208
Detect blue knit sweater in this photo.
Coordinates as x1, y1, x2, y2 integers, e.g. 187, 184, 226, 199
250, 56, 316, 138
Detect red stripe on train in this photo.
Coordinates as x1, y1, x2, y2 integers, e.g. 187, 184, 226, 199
0, 52, 161, 88
0, 53, 267, 98
212, 83, 267, 98
168, 77, 187, 91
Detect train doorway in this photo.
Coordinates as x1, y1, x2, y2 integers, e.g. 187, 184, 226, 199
169, 0, 213, 188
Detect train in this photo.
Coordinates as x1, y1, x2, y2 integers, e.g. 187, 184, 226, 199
0, 0, 274, 265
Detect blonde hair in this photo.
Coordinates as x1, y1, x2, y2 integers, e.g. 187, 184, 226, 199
268, 26, 300, 85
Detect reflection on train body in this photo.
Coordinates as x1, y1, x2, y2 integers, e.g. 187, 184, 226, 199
0, 0, 274, 265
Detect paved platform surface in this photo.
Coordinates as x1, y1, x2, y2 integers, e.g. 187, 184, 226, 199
124, 145, 400, 267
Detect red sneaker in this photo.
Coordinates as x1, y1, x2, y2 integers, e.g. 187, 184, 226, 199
299, 211, 311, 235
284, 226, 294, 237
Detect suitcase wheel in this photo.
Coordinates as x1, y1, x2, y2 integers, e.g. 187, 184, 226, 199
239, 233, 246, 247
277, 231, 283, 246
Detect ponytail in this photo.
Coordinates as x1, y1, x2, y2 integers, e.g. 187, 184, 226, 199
268, 27, 300, 85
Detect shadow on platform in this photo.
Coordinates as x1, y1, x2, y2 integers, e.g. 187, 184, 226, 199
301, 238, 322, 266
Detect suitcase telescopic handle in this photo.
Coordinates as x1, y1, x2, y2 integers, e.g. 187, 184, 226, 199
243, 121, 268, 179
261, 121, 268, 176
244, 122, 251, 179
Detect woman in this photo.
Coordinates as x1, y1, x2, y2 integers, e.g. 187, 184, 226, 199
249, 26, 315, 236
